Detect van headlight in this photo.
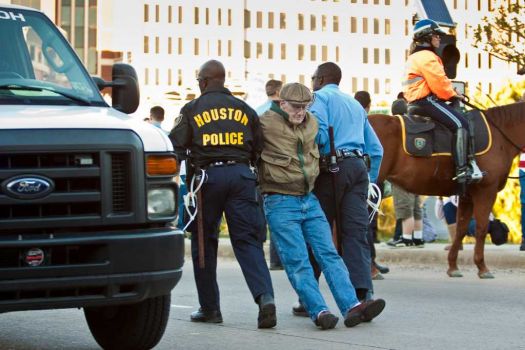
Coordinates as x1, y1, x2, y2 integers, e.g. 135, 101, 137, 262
147, 187, 176, 218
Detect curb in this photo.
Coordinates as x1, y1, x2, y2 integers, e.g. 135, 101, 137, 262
183, 239, 525, 270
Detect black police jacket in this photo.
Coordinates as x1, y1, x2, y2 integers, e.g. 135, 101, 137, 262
169, 87, 263, 167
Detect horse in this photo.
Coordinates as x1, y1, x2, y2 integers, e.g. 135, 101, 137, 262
369, 101, 525, 279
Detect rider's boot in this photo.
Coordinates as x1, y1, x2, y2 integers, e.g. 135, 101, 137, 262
452, 128, 469, 184
467, 120, 484, 183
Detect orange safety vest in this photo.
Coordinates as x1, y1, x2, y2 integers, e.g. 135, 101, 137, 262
402, 49, 457, 103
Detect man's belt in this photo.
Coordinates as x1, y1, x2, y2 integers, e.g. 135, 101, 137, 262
204, 160, 248, 168
319, 149, 365, 172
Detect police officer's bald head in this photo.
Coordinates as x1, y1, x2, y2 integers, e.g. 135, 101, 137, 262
197, 60, 226, 92
312, 62, 342, 91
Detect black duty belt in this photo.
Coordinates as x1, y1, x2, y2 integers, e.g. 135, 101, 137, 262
204, 160, 248, 168
319, 149, 366, 172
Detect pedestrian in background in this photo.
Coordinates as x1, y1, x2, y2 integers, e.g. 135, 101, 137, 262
259, 82, 385, 329
256, 79, 284, 270
149, 105, 168, 134
309, 62, 384, 303
169, 60, 276, 329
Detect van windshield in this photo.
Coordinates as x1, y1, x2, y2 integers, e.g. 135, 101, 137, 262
0, 7, 106, 106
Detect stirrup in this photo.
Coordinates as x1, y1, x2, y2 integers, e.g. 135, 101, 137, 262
468, 161, 484, 183
452, 170, 468, 183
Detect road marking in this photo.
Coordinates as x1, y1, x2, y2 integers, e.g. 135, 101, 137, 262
171, 304, 193, 308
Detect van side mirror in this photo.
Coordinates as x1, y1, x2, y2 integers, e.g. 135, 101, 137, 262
91, 63, 140, 114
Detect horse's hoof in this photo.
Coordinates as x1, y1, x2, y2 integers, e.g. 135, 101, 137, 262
447, 270, 463, 278
478, 271, 495, 279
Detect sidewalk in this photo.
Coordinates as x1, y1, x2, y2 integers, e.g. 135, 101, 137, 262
183, 239, 525, 270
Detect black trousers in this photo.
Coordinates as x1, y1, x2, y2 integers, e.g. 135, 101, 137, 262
313, 157, 372, 291
188, 164, 274, 311
408, 95, 468, 131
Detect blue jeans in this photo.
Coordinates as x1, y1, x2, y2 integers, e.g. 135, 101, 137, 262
263, 192, 359, 320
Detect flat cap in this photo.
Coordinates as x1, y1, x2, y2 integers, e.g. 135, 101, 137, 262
279, 83, 312, 104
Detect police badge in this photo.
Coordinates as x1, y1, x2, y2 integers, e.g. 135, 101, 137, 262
414, 137, 426, 150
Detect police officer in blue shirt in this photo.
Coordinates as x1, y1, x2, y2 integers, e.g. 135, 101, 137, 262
309, 62, 384, 302
169, 60, 276, 329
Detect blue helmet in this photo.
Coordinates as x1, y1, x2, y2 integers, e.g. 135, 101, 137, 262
413, 19, 446, 41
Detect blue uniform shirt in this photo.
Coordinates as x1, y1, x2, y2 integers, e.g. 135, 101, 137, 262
255, 99, 272, 116
309, 84, 383, 183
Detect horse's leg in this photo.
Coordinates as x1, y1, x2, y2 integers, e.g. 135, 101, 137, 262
471, 190, 497, 279
447, 195, 473, 277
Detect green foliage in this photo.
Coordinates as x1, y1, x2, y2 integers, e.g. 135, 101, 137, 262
473, 3, 525, 73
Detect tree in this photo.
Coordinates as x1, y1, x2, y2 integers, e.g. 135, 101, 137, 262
473, 3, 525, 74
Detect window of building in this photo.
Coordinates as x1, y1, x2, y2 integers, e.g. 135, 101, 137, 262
194, 38, 199, 55
335, 46, 340, 61
205, 8, 210, 25
168, 6, 172, 23
363, 47, 368, 63
384, 19, 390, 34
155, 68, 159, 85
244, 10, 250, 28
268, 12, 274, 28
144, 4, 148, 22
373, 18, 379, 34
488, 53, 492, 69
206, 40, 210, 56
488, 82, 493, 94
488, 0, 493, 11
453, 0, 458, 9
218, 8, 222, 25
257, 11, 263, 28
374, 48, 379, 64
333, 16, 339, 32
217, 39, 222, 56
385, 78, 391, 94
363, 78, 369, 91
281, 74, 286, 84
178, 6, 183, 24
299, 74, 305, 85
363, 0, 369, 3
244, 40, 251, 58
374, 78, 379, 94
478, 53, 482, 69
168, 37, 172, 54
178, 69, 182, 85
352, 77, 358, 93
350, 17, 357, 33
194, 7, 199, 24
298, 44, 305, 60
465, 0, 468, 10
464, 23, 469, 39
298, 14, 304, 30
321, 15, 327, 31
257, 42, 263, 58
385, 0, 391, 4
322, 45, 328, 61
385, 49, 390, 64
465, 53, 469, 68
228, 9, 232, 26
477, 0, 481, 10
144, 36, 149, 53
374, 0, 379, 4
155, 4, 160, 22
311, 15, 316, 30
268, 43, 274, 59
168, 68, 172, 85
178, 38, 183, 54
362, 18, 368, 34
155, 36, 159, 54
280, 13, 286, 29
144, 68, 149, 85
281, 43, 287, 59
310, 45, 316, 61
228, 40, 232, 56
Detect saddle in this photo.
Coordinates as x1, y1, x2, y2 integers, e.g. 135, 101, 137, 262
397, 110, 491, 157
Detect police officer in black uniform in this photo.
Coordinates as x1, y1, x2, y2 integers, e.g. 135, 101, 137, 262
169, 60, 276, 329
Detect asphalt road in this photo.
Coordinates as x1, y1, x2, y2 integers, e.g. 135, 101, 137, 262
0, 260, 524, 350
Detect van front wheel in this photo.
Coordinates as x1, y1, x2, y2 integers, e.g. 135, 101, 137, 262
84, 294, 171, 350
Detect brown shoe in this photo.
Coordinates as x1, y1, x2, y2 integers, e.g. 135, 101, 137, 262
344, 299, 385, 327
314, 311, 339, 330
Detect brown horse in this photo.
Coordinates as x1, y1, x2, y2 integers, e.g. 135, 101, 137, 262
369, 101, 525, 278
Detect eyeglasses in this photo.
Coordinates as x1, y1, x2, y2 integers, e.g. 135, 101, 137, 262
286, 101, 309, 110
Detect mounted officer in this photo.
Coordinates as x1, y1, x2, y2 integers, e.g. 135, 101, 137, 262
403, 19, 483, 184
169, 59, 276, 329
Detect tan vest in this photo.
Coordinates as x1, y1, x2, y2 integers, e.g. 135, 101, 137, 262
258, 107, 320, 195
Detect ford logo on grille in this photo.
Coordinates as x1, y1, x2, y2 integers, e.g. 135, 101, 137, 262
2, 175, 54, 199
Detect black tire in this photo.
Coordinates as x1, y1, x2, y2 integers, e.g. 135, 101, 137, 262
84, 294, 171, 350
